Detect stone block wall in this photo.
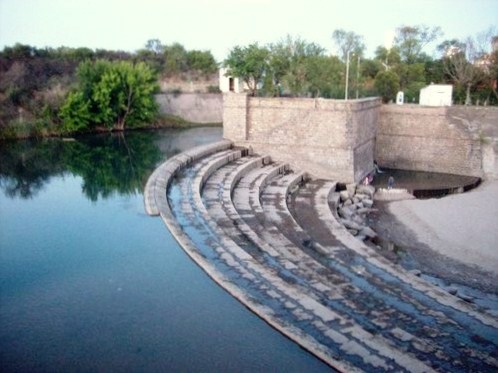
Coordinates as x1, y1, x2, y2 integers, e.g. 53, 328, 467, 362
223, 93, 381, 182
375, 105, 493, 177
156, 93, 222, 124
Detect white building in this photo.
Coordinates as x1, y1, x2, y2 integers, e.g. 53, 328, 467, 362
419, 84, 453, 106
219, 68, 245, 93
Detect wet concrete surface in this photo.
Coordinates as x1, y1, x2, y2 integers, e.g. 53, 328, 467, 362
145, 145, 498, 372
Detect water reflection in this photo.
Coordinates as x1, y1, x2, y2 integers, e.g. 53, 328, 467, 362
0, 132, 163, 201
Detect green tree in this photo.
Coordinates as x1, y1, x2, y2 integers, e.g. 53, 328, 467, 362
59, 91, 91, 133
163, 43, 188, 75
394, 25, 442, 64
305, 55, 343, 98
374, 70, 400, 103
332, 29, 365, 62
60, 60, 158, 132
186, 50, 218, 75
224, 43, 270, 96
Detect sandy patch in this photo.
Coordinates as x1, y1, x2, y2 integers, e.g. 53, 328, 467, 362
387, 181, 498, 274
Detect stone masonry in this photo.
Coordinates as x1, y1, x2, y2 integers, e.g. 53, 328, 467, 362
223, 93, 381, 183
223, 94, 498, 182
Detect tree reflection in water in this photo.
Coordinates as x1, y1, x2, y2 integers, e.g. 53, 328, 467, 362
0, 132, 163, 201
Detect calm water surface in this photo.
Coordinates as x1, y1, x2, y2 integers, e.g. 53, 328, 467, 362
0, 128, 331, 372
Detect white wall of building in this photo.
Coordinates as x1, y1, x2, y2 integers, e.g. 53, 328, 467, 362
419, 84, 453, 106
219, 68, 244, 93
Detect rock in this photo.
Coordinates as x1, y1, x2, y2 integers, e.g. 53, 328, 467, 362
360, 226, 377, 239
353, 215, 364, 225
344, 199, 353, 206
356, 234, 367, 241
354, 202, 364, 210
357, 184, 375, 198
355, 193, 368, 201
353, 197, 360, 204
447, 287, 458, 295
339, 190, 350, 202
341, 219, 362, 230
409, 269, 422, 277
338, 207, 355, 219
346, 183, 357, 197
362, 199, 374, 208
356, 207, 371, 215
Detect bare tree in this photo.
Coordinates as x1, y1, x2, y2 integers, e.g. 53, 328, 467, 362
442, 28, 496, 105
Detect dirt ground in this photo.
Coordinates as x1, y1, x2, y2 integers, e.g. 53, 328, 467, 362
367, 182, 498, 295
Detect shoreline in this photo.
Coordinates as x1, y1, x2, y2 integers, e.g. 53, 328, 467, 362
0, 121, 222, 141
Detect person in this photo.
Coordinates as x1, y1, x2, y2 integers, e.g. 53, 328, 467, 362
387, 175, 394, 190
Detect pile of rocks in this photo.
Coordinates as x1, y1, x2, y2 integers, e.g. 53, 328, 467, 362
335, 184, 377, 241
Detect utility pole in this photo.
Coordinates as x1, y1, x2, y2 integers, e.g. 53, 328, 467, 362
345, 50, 350, 100
356, 55, 360, 99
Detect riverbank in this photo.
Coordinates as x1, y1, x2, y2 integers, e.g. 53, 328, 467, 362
369, 181, 498, 293
0, 115, 221, 141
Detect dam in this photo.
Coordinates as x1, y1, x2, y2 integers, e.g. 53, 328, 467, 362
144, 139, 498, 371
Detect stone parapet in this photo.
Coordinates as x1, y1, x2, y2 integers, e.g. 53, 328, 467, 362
223, 94, 381, 183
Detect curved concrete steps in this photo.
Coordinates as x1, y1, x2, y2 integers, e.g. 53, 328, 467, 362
145, 142, 498, 372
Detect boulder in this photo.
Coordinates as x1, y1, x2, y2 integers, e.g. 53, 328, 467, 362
353, 197, 360, 204
357, 185, 375, 198
339, 190, 350, 202
356, 207, 371, 215
360, 226, 377, 239
355, 193, 368, 201
348, 229, 359, 236
341, 219, 363, 230
338, 207, 355, 219
346, 183, 357, 197
344, 199, 353, 207
362, 199, 374, 208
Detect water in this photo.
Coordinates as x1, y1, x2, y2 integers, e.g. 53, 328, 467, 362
372, 168, 480, 198
0, 128, 331, 372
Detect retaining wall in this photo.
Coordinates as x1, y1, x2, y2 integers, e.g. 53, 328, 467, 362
156, 93, 222, 124
376, 105, 498, 178
223, 93, 381, 183
223, 95, 498, 182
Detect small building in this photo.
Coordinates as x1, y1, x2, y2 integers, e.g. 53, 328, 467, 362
219, 68, 244, 93
419, 84, 453, 106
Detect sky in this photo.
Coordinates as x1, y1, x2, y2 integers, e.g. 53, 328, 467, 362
1, 0, 497, 61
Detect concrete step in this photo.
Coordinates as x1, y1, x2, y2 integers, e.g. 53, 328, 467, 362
144, 144, 498, 372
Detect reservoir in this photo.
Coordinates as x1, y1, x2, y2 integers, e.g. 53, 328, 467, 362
0, 128, 330, 372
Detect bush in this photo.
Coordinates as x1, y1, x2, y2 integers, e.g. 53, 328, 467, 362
374, 70, 400, 103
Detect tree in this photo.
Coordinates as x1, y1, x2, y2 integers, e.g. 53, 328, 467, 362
163, 43, 188, 76
186, 50, 218, 75
374, 46, 401, 71
279, 36, 324, 96
441, 36, 484, 105
60, 60, 159, 132
59, 91, 91, 133
224, 43, 270, 96
332, 29, 365, 62
374, 70, 400, 103
145, 39, 164, 54
394, 25, 442, 64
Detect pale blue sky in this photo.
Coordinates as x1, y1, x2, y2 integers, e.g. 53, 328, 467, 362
1, 0, 497, 61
